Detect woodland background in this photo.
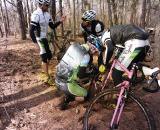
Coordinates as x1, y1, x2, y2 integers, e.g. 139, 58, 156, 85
0, 0, 160, 65
0, 1, 160, 130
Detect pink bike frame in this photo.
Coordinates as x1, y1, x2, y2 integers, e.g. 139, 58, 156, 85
100, 59, 134, 128
101, 59, 133, 90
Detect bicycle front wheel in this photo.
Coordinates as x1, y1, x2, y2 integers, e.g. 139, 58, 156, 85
83, 88, 156, 130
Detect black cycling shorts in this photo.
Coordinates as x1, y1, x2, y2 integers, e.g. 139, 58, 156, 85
40, 38, 52, 63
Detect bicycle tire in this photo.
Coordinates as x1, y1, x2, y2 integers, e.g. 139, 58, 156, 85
83, 88, 156, 130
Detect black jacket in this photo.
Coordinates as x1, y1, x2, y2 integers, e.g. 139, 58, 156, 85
81, 20, 105, 42
110, 24, 149, 45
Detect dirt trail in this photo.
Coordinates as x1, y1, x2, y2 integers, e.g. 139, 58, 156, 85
0, 37, 160, 130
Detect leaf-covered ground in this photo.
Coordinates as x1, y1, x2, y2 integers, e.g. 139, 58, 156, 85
0, 37, 160, 130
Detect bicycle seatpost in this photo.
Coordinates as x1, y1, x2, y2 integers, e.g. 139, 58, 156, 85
114, 45, 125, 59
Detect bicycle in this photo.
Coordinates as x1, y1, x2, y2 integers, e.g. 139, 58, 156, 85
48, 30, 72, 61
83, 45, 158, 130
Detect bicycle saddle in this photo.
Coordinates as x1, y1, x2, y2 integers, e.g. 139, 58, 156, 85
115, 44, 125, 49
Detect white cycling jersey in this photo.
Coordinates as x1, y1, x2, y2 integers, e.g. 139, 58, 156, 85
115, 39, 150, 71
56, 44, 90, 79
31, 7, 52, 39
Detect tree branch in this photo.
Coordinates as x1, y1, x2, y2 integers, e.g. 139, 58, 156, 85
6, 0, 17, 7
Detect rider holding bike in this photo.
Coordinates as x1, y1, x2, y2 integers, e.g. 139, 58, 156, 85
100, 24, 160, 88
29, 0, 65, 83
55, 43, 99, 110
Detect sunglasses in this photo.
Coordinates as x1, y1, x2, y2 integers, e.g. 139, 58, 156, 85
82, 18, 91, 23
84, 20, 90, 23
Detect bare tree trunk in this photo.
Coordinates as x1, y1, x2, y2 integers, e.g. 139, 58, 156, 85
23, 3, 28, 30
67, 0, 71, 27
0, 1, 8, 37
59, 0, 64, 36
130, 0, 138, 24
84, 0, 90, 10
146, 0, 151, 26
17, 0, 26, 40
11, 4, 18, 37
0, 25, 3, 37
102, 0, 105, 22
26, 0, 31, 29
76, 0, 80, 34
72, 0, 76, 39
50, 0, 57, 39
118, 0, 125, 24
91, 0, 94, 9
30, 0, 33, 13
3, 0, 10, 34
81, 0, 84, 13
100, 0, 102, 19
111, 0, 118, 24
140, 0, 147, 28
50, 0, 56, 21
107, 0, 113, 26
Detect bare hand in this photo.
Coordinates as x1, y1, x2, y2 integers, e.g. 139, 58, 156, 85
60, 15, 66, 22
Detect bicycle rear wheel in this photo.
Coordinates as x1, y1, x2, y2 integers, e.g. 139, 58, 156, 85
83, 88, 156, 130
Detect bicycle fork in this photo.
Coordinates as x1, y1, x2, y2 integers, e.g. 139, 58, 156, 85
110, 87, 127, 129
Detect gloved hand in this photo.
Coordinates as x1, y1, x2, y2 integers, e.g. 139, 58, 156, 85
99, 64, 106, 73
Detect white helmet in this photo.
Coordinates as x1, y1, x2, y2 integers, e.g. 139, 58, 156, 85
82, 10, 96, 21
101, 30, 111, 46
37, 0, 50, 5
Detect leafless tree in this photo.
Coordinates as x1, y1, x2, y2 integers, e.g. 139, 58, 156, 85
0, 25, 3, 37
50, 0, 57, 39
111, 0, 118, 24
146, 0, 151, 26
3, 0, 10, 34
66, 0, 71, 27
26, 0, 31, 28
0, 0, 159, 42
130, 0, 138, 24
0, 1, 8, 37
59, 0, 64, 36
107, 0, 113, 26
140, 0, 147, 28
72, 0, 76, 39
16, 0, 27, 39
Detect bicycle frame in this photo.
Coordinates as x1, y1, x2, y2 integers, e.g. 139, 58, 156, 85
101, 59, 134, 90
99, 58, 135, 128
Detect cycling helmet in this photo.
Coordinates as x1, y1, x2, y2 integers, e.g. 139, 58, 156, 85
37, 0, 50, 5
82, 10, 96, 21
101, 30, 111, 46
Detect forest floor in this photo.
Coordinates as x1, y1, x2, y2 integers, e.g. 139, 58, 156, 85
0, 36, 160, 130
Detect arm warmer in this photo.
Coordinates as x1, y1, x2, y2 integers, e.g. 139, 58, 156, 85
29, 24, 37, 43
49, 21, 62, 30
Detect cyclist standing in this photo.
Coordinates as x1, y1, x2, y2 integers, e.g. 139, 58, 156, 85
29, 0, 65, 82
